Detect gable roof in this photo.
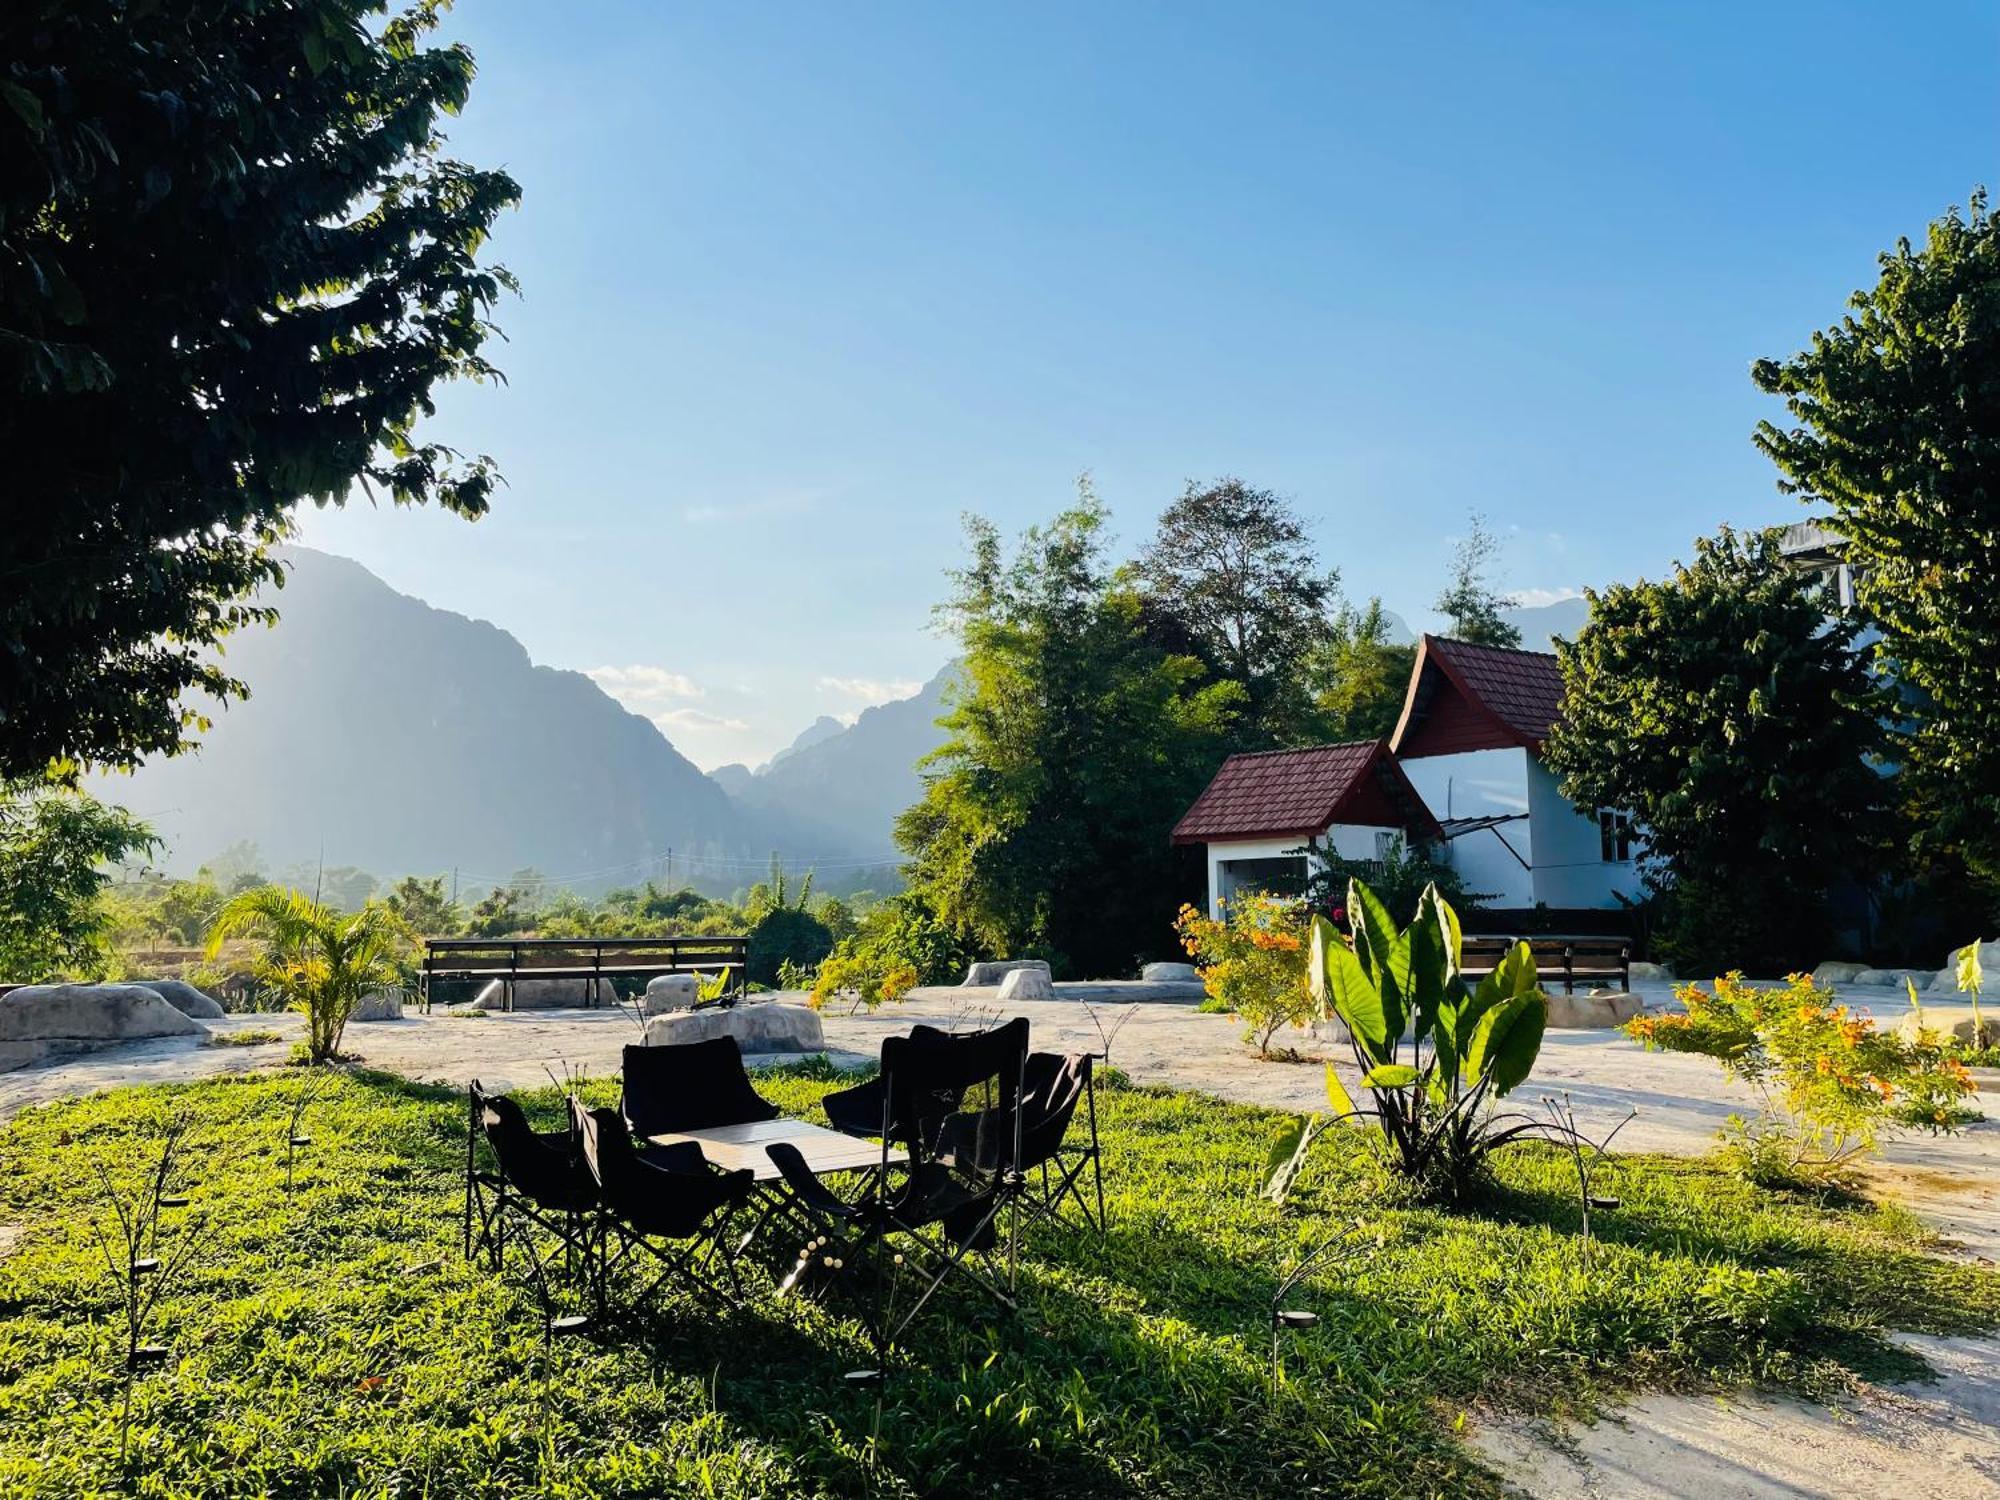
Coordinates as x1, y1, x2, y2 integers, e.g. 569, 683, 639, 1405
1171, 739, 1442, 846
1390, 634, 1565, 757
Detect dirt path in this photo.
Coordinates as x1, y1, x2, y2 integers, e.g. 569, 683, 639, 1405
4, 982, 1998, 1497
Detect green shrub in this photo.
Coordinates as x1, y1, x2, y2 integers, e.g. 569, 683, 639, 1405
1626, 972, 1980, 1184
745, 906, 833, 987
1173, 893, 1314, 1056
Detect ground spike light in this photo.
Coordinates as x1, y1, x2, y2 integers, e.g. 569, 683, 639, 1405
87, 1111, 209, 1464
1268, 1222, 1371, 1402
1538, 1093, 1638, 1256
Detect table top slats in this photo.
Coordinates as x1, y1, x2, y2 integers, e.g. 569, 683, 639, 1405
648, 1118, 904, 1181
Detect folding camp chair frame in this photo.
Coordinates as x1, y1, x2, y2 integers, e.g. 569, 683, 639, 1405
461, 1082, 597, 1330
773, 1026, 1029, 1374
569, 1099, 754, 1332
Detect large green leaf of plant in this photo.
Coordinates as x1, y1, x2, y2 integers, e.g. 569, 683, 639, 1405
1464, 991, 1547, 1097
1347, 879, 1398, 983
1318, 928, 1395, 1062
1347, 879, 1407, 1039
1361, 1063, 1420, 1089
1326, 1062, 1357, 1118
1404, 886, 1451, 1042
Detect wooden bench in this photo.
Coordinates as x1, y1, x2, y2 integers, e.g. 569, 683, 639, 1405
1459, 934, 1630, 995
419, 935, 749, 1011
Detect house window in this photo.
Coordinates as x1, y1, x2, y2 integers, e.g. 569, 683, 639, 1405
1598, 808, 1634, 863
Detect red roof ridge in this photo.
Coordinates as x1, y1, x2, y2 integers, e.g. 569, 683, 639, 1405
1392, 634, 1565, 755
1427, 632, 1559, 662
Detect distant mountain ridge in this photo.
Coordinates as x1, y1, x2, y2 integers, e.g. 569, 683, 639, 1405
710, 666, 955, 864
87, 547, 820, 894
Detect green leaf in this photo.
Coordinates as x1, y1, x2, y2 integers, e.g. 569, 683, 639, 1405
1325, 1062, 1357, 1118
1958, 942, 1985, 999
1264, 1114, 1309, 1177
1320, 932, 1394, 1062
1404, 886, 1449, 1041
1465, 992, 1547, 1097
1347, 879, 1397, 981
1360, 1063, 1420, 1090
0, 81, 44, 135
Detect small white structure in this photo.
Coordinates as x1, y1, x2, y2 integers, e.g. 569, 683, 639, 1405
1389, 635, 1644, 912
1172, 740, 1441, 916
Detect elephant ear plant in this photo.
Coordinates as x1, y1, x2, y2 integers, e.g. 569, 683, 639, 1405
1267, 879, 1550, 1203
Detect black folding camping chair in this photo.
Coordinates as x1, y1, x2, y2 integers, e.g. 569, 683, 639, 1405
945, 1050, 1105, 1239
571, 1099, 756, 1327
463, 1081, 598, 1326
768, 1017, 1031, 1374
621, 1036, 780, 1137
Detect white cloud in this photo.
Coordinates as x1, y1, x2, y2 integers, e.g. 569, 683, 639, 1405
1507, 587, 1586, 609
819, 674, 922, 705
651, 707, 750, 734
585, 664, 704, 710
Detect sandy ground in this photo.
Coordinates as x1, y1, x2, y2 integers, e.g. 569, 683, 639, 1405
4, 978, 1998, 1498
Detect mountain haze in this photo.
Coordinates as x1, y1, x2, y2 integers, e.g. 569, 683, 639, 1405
89, 548, 816, 893
712, 666, 955, 862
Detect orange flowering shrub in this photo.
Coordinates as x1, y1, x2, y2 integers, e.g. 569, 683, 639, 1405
1626, 971, 1979, 1183
1173, 894, 1313, 1056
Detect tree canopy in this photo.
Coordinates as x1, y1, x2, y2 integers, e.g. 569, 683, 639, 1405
0, 0, 519, 781
1301, 598, 1416, 743
1136, 478, 1337, 744
0, 779, 156, 981
1544, 529, 1888, 974
898, 487, 1242, 975
1433, 513, 1521, 648
1752, 188, 2000, 902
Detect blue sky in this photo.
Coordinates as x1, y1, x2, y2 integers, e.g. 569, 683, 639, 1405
297, 1, 1997, 769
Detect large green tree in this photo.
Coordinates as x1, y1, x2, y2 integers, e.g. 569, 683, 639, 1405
1135, 477, 1337, 744
0, 779, 156, 981
1301, 598, 1416, 743
1, 0, 518, 781
899, 488, 1242, 976
1752, 189, 2000, 900
1544, 529, 1889, 974
1434, 512, 1522, 648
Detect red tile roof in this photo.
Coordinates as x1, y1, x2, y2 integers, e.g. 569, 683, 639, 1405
1391, 635, 1565, 756
1171, 740, 1439, 845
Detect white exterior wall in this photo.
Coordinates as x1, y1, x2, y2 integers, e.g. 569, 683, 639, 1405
1203, 823, 1401, 916
1525, 757, 1645, 909
1395, 747, 1536, 907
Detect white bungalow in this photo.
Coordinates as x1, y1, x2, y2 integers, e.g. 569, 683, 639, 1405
1171, 739, 1442, 917
1388, 634, 1643, 913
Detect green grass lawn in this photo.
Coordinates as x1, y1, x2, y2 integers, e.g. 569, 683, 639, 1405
1, 1066, 1994, 1498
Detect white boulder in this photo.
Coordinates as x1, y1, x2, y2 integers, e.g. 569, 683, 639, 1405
0, 983, 206, 1074
471, 976, 620, 1010
351, 988, 404, 1022
643, 973, 699, 1016
1545, 990, 1645, 1030
641, 1000, 824, 1054
1896, 1006, 1997, 1049
1628, 962, 1674, 981
1810, 961, 1869, 987
1850, 967, 1927, 989
963, 959, 1052, 988
130, 979, 227, 1019
997, 967, 1056, 1002
1140, 962, 1199, 984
